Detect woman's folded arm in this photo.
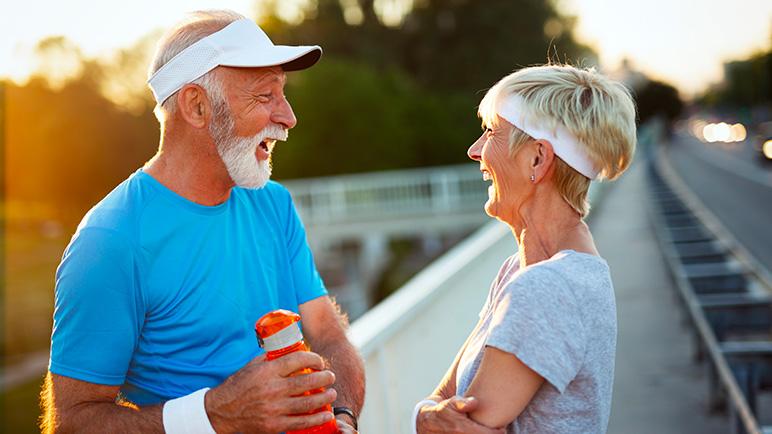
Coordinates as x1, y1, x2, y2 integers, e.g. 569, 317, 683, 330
463, 346, 545, 428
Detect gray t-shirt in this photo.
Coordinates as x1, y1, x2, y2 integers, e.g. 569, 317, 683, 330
456, 250, 616, 434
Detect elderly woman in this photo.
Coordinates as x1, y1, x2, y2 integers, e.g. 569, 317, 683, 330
414, 64, 637, 434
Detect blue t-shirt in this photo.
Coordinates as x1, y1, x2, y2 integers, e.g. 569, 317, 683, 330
49, 170, 327, 405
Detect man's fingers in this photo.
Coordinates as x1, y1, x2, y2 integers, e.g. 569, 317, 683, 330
284, 388, 337, 414
285, 370, 336, 395
278, 410, 335, 431
275, 351, 326, 376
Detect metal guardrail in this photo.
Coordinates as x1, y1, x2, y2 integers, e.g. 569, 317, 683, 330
648, 148, 772, 434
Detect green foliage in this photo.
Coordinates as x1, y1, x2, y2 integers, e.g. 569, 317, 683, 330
6, 75, 158, 225
269, 0, 596, 95
5, 0, 595, 218
266, 0, 597, 178
273, 57, 479, 179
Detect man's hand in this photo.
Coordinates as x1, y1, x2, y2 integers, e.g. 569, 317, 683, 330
416, 396, 506, 434
205, 351, 337, 433
335, 417, 357, 434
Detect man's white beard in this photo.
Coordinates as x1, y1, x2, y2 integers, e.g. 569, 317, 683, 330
210, 104, 287, 189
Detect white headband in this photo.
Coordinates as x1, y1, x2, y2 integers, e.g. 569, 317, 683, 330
148, 18, 322, 105
496, 95, 599, 179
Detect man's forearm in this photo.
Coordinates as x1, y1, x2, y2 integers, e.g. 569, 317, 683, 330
315, 339, 365, 415
41, 373, 164, 434
48, 401, 164, 434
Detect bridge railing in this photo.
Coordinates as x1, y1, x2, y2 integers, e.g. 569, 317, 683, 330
649, 150, 772, 434
282, 164, 487, 225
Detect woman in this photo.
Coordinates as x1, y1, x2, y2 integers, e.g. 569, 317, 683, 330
414, 64, 637, 434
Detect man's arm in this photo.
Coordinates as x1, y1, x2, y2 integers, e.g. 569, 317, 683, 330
41, 352, 337, 434
41, 372, 163, 434
299, 296, 365, 430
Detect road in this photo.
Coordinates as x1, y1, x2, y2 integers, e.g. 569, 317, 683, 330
666, 131, 772, 269
601, 162, 726, 433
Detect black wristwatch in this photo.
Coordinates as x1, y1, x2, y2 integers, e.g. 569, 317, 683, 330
333, 406, 358, 430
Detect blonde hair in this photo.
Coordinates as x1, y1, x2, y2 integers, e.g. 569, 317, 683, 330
478, 64, 637, 216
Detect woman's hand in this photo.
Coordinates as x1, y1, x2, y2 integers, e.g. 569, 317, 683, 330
335, 417, 358, 434
337, 419, 359, 434
416, 396, 506, 434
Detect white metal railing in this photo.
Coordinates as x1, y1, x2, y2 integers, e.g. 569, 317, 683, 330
347, 220, 512, 433
282, 164, 487, 226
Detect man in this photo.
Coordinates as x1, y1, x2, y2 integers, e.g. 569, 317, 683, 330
41, 10, 364, 434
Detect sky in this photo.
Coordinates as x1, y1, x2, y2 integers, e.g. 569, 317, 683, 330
561, 0, 771, 95
0, 0, 770, 97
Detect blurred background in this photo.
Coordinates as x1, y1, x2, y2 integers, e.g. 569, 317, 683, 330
1, 0, 771, 432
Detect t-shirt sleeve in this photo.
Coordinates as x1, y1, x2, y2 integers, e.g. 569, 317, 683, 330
281, 189, 328, 305
49, 227, 144, 386
479, 254, 518, 319
485, 267, 586, 393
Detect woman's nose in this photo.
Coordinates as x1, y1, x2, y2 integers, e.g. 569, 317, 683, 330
467, 137, 483, 161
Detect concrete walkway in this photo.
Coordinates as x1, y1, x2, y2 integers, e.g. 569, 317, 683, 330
592, 162, 727, 433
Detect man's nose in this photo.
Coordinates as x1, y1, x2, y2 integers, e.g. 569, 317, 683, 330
271, 95, 297, 130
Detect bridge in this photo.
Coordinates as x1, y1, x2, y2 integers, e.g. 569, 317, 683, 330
2, 124, 769, 433
282, 164, 491, 319
283, 163, 490, 244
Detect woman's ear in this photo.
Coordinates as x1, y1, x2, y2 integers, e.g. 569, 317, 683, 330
531, 140, 556, 182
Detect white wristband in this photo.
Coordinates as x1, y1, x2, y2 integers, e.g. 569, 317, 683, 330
411, 399, 438, 434
162, 388, 217, 434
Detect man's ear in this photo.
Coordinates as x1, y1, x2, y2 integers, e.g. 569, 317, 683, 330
175, 84, 210, 129
531, 140, 556, 182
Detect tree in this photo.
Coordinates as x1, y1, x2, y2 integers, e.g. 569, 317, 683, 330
265, 0, 596, 94
708, 51, 771, 108
263, 0, 597, 175
635, 80, 683, 128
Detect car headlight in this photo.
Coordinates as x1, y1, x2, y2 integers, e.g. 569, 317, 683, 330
764, 140, 772, 159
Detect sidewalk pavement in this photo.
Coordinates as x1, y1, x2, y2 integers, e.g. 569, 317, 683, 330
591, 162, 727, 433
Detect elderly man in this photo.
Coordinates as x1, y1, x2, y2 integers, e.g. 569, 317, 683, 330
41, 10, 364, 434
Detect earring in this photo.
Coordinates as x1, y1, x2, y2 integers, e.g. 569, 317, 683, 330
530, 175, 535, 182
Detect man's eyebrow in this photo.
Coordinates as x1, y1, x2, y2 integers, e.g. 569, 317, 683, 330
249, 72, 286, 89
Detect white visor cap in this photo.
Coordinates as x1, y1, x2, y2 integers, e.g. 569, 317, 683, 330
148, 18, 322, 105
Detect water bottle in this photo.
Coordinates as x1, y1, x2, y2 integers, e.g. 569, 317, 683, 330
255, 309, 338, 434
